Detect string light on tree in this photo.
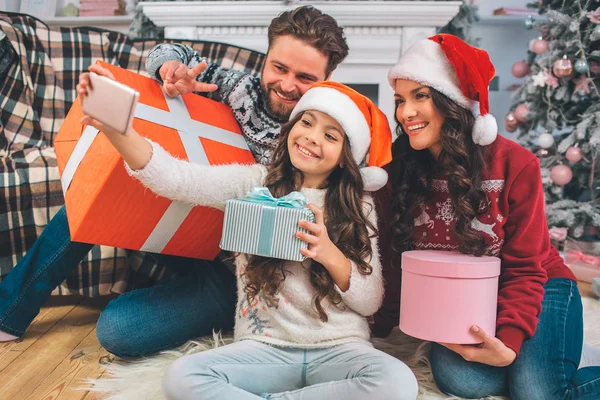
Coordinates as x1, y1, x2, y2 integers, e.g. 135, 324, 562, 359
537, 132, 554, 149
537, 148, 550, 158
505, 112, 519, 132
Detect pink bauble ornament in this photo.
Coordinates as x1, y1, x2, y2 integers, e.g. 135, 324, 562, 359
514, 104, 530, 123
550, 165, 573, 185
511, 61, 530, 78
505, 112, 519, 132
566, 146, 583, 163
553, 56, 573, 78
532, 38, 549, 54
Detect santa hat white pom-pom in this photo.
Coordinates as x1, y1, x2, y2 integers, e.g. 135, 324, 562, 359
473, 114, 498, 146
360, 166, 388, 192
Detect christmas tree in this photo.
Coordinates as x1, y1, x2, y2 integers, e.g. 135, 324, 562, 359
509, 0, 600, 240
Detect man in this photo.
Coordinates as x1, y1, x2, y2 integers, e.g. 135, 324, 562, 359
0, 5, 348, 358
146, 5, 347, 164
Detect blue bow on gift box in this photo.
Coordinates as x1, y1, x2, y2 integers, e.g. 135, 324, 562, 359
240, 187, 308, 209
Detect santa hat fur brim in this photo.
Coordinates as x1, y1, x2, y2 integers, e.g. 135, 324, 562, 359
387, 39, 472, 110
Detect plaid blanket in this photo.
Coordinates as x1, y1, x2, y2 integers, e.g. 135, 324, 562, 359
0, 12, 264, 296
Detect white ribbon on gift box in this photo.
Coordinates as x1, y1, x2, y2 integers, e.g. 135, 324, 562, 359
61, 91, 250, 253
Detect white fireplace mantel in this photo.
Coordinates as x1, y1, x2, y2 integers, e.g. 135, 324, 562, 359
139, 1, 461, 122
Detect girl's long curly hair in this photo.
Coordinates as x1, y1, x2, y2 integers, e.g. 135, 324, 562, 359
242, 112, 376, 322
390, 87, 489, 256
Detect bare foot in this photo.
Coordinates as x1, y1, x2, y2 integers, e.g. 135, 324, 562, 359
0, 330, 18, 342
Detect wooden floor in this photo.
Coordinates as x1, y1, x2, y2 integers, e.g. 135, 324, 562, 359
0, 295, 114, 400
0, 282, 597, 400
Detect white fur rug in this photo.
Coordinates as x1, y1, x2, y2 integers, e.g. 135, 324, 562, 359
85, 297, 600, 400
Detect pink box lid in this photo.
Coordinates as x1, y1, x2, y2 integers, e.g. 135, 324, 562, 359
402, 250, 501, 279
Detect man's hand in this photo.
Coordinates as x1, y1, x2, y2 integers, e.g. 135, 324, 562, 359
439, 325, 517, 367
159, 60, 218, 97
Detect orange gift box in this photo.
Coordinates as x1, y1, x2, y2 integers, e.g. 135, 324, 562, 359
55, 62, 255, 260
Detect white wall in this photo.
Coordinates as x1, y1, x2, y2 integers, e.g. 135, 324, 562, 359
476, 0, 532, 16
56, 0, 136, 16
471, 0, 538, 136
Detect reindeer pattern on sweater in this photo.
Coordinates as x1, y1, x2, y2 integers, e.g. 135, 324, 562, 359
412, 179, 506, 255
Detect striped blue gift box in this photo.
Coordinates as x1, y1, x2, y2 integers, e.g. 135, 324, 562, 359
220, 189, 315, 262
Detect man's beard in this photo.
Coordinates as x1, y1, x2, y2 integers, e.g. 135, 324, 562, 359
261, 81, 301, 121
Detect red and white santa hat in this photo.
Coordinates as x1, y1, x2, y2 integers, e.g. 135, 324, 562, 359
387, 34, 498, 146
290, 81, 393, 191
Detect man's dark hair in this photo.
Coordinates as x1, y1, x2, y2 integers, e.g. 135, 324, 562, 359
268, 5, 349, 77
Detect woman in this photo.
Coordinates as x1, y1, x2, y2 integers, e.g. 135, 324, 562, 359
373, 33, 600, 399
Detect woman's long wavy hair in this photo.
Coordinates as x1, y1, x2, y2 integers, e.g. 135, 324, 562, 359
390, 87, 489, 256
243, 112, 376, 322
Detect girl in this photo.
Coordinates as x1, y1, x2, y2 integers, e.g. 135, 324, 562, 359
375, 33, 600, 399
77, 65, 418, 400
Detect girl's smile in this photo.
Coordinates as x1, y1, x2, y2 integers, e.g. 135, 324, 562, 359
295, 143, 320, 159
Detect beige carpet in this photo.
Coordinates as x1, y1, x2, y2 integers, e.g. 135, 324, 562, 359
85, 297, 600, 400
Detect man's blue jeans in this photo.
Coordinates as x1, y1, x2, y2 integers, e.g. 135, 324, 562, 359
0, 206, 237, 358
430, 278, 600, 400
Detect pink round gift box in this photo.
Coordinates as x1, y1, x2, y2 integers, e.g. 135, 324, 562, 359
400, 250, 501, 344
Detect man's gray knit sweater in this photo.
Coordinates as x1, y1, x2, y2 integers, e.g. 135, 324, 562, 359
146, 43, 285, 165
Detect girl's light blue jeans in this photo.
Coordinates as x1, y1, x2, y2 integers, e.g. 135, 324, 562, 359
162, 339, 419, 400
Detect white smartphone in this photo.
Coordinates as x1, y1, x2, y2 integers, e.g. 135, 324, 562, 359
82, 72, 140, 135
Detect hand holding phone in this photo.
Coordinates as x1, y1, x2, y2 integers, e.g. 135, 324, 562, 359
79, 68, 140, 135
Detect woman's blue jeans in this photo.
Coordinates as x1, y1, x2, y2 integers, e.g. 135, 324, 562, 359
430, 278, 600, 400
0, 206, 237, 358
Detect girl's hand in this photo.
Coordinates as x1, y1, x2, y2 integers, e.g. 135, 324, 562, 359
296, 204, 352, 291
439, 325, 517, 367
76, 64, 152, 170
296, 204, 336, 265
76, 65, 122, 136
76, 64, 115, 103
159, 60, 218, 97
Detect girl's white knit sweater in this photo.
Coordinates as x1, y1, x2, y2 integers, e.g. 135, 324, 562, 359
127, 141, 384, 348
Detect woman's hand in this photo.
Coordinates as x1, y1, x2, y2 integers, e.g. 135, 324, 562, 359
439, 325, 517, 367
296, 204, 352, 291
159, 60, 218, 97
